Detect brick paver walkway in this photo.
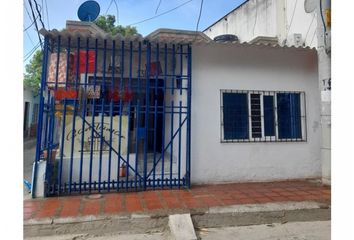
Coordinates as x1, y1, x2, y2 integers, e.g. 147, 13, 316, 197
24, 180, 330, 221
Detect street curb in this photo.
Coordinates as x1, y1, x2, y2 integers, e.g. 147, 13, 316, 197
192, 201, 331, 228
24, 213, 168, 238
24, 201, 330, 238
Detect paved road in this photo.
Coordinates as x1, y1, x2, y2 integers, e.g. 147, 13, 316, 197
25, 232, 167, 240
197, 221, 330, 240
24, 139, 36, 199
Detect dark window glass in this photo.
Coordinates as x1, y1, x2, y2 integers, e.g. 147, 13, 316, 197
277, 93, 302, 139
223, 93, 249, 140
263, 96, 275, 137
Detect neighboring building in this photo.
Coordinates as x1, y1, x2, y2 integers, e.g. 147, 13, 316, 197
203, 0, 331, 186
32, 22, 320, 197
203, 0, 318, 48
24, 87, 39, 138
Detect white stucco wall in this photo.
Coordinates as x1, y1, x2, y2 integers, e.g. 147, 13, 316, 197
204, 0, 277, 43
204, 0, 318, 48
191, 44, 320, 184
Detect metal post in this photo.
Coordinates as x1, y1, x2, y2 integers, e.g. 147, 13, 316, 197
32, 36, 49, 198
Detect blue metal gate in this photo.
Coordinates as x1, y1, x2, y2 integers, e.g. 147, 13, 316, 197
32, 32, 191, 196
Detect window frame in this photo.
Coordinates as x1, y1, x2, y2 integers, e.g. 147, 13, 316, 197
220, 89, 307, 143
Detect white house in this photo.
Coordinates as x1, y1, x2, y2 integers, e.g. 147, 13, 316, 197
32, 23, 320, 196
191, 41, 320, 183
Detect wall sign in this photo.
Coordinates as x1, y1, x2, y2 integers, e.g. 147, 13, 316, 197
62, 116, 128, 157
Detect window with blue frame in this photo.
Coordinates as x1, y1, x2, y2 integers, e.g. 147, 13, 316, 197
221, 90, 306, 142
277, 93, 302, 139
222, 92, 249, 140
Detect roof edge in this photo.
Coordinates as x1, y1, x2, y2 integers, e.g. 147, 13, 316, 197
202, 0, 250, 32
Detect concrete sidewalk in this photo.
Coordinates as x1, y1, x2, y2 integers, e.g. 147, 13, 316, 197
24, 180, 330, 239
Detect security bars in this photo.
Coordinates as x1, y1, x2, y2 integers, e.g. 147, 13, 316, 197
220, 89, 307, 143
33, 35, 192, 196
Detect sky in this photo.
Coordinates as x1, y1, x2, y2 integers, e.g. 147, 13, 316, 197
23, 0, 246, 65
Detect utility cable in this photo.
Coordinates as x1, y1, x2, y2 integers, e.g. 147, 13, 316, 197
195, 0, 204, 32
44, 0, 50, 29
128, 0, 193, 26
319, 0, 328, 49
310, 29, 317, 46
27, 0, 43, 50
155, 0, 162, 14
24, 42, 41, 62
25, 30, 36, 46
24, 14, 39, 32
105, 0, 114, 15
304, 13, 316, 44
33, 0, 45, 29
113, 0, 119, 24
285, 0, 298, 40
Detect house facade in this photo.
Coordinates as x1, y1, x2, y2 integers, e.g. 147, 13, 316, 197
31, 21, 320, 197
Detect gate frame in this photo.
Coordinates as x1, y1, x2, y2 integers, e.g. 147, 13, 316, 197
32, 33, 192, 197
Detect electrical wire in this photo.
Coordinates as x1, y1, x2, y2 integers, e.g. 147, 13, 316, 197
24, 42, 41, 62
128, 0, 193, 26
113, 0, 119, 24
319, 0, 327, 48
155, 0, 162, 14
195, 0, 204, 32
44, 0, 50, 29
24, 2, 34, 22
310, 29, 317, 46
33, 0, 45, 29
27, 0, 43, 50
24, 14, 39, 32
105, 0, 119, 23
105, 0, 114, 15
285, 0, 298, 40
25, 30, 35, 46
304, 13, 316, 44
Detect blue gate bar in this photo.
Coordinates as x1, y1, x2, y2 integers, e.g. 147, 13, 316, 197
125, 41, 133, 191
45, 96, 55, 195
153, 100, 157, 188
117, 40, 124, 190
35, 35, 192, 196
178, 101, 182, 188
170, 100, 174, 188
68, 37, 80, 193
58, 99, 67, 194
143, 42, 151, 190
135, 41, 142, 190
65, 37, 71, 91
135, 100, 140, 190
107, 40, 116, 191
89, 38, 99, 192
161, 43, 168, 188
186, 45, 192, 188
179, 44, 183, 95
171, 44, 175, 95
43, 90, 50, 151
79, 37, 90, 193
54, 36, 61, 90
98, 99, 104, 192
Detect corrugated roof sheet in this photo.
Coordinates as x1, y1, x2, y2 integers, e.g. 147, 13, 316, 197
39, 28, 316, 52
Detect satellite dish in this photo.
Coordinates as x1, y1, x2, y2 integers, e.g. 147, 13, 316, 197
304, 0, 317, 13
77, 1, 100, 22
